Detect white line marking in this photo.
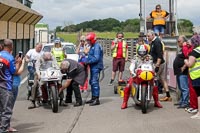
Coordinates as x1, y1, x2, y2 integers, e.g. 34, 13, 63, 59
20, 76, 28, 85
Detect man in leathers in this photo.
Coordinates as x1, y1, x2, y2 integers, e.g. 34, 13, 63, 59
84, 32, 104, 106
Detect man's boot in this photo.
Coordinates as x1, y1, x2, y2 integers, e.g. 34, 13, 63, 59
121, 85, 131, 109
89, 96, 100, 106
28, 101, 36, 109
153, 86, 163, 108
86, 96, 95, 104
65, 95, 72, 103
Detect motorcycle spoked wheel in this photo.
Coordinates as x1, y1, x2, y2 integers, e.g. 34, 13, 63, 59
141, 84, 148, 114
50, 85, 59, 113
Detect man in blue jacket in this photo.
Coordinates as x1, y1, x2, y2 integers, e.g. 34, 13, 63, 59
85, 32, 104, 106
0, 39, 21, 132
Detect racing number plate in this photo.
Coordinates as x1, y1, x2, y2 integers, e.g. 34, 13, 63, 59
141, 64, 153, 71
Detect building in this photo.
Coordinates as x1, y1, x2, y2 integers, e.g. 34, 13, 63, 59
0, 0, 43, 55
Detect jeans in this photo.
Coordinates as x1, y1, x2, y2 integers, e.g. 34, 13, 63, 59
176, 75, 189, 106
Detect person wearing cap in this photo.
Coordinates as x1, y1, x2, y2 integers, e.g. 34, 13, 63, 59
52, 39, 66, 66
59, 59, 87, 107
147, 4, 169, 38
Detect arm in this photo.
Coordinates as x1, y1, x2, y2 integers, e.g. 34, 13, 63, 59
25, 49, 31, 62
155, 41, 163, 67
76, 43, 81, 54
184, 56, 196, 67
87, 44, 101, 64
59, 79, 72, 93
111, 39, 118, 50
15, 58, 25, 75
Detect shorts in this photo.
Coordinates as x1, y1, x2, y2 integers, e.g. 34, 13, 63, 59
156, 63, 166, 81
112, 58, 125, 72
153, 25, 165, 35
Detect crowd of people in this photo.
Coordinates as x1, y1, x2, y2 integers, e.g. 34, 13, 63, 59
1, 4, 200, 132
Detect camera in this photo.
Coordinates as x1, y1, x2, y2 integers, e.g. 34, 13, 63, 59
18, 51, 23, 58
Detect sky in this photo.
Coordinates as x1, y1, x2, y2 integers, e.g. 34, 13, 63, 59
32, 0, 200, 30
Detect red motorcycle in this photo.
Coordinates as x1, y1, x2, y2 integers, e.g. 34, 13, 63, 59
121, 55, 162, 113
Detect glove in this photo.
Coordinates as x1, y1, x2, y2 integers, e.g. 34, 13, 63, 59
155, 67, 159, 73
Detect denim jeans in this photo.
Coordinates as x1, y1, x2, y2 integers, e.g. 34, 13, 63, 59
153, 25, 165, 35
176, 75, 189, 105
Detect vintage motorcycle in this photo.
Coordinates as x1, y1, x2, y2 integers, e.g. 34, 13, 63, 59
27, 60, 37, 100
130, 55, 156, 113
39, 65, 62, 113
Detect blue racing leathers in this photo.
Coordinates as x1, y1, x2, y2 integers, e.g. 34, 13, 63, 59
86, 43, 103, 97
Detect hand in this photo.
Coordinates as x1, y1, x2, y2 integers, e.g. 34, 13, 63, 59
155, 67, 159, 73
114, 38, 118, 44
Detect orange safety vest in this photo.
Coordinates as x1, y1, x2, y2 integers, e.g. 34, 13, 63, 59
151, 10, 167, 26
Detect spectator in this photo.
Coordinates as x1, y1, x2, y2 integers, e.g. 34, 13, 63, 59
76, 35, 90, 92
147, 4, 169, 38
147, 30, 172, 102
109, 32, 128, 85
0, 39, 21, 133
52, 39, 66, 66
59, 59, 86, 107
184, 34, 200, 119
173, 35, 189, 108
84, 32, 104, 106
25, 43, 43, 99
184, 38, 198, 114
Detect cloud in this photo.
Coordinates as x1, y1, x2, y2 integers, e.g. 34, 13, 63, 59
32, 0, 200, 30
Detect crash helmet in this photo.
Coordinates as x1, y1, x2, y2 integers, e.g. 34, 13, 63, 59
86, 32, 96, 44
137, 44, 148, 57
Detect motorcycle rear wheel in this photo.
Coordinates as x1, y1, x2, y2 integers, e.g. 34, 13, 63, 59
50, 85, 58, 113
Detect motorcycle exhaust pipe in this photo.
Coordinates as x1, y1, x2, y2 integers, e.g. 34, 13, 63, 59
147, 84, 151, 100
138, 84, 141, 101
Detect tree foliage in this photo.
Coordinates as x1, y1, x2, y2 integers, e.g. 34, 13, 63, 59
177, 19, 193, 33
61, 18, 193, 33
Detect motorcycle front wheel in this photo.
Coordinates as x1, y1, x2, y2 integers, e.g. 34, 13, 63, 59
50, 85, 58, 113
141, 84, 148, 114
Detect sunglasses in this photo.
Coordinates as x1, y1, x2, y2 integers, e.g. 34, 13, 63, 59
156, 8, 160, 10
80, 40, 85, 42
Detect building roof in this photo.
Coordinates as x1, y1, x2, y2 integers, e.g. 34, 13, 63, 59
0, 0, 43, 25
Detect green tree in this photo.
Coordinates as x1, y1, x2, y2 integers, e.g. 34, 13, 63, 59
177, 19, 193, 33
55, 26, 62, 32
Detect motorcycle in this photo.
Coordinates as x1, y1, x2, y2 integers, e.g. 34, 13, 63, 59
130, 55, 156, 113
39, 66, 62, 113
27, 60, 37, 100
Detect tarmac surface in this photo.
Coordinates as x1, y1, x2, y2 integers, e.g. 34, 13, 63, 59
11, 56, 200, 133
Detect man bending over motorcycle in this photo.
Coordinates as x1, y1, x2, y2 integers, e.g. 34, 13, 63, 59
28, 52, 63, 109
121, 37, 162, 109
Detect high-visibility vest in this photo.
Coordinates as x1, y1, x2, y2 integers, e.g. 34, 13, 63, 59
112, 41, 127, 58
52, 47, 65, 65
151, 10, 167, 25
189, 46, 200, 80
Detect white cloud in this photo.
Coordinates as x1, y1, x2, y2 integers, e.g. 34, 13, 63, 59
32, 0, 200, 30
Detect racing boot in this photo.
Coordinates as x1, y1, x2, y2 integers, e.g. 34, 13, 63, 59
153, 86, 163, 108
89, 96, 100, 106
121, 86, 131, 109
86, 96, 95, 104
